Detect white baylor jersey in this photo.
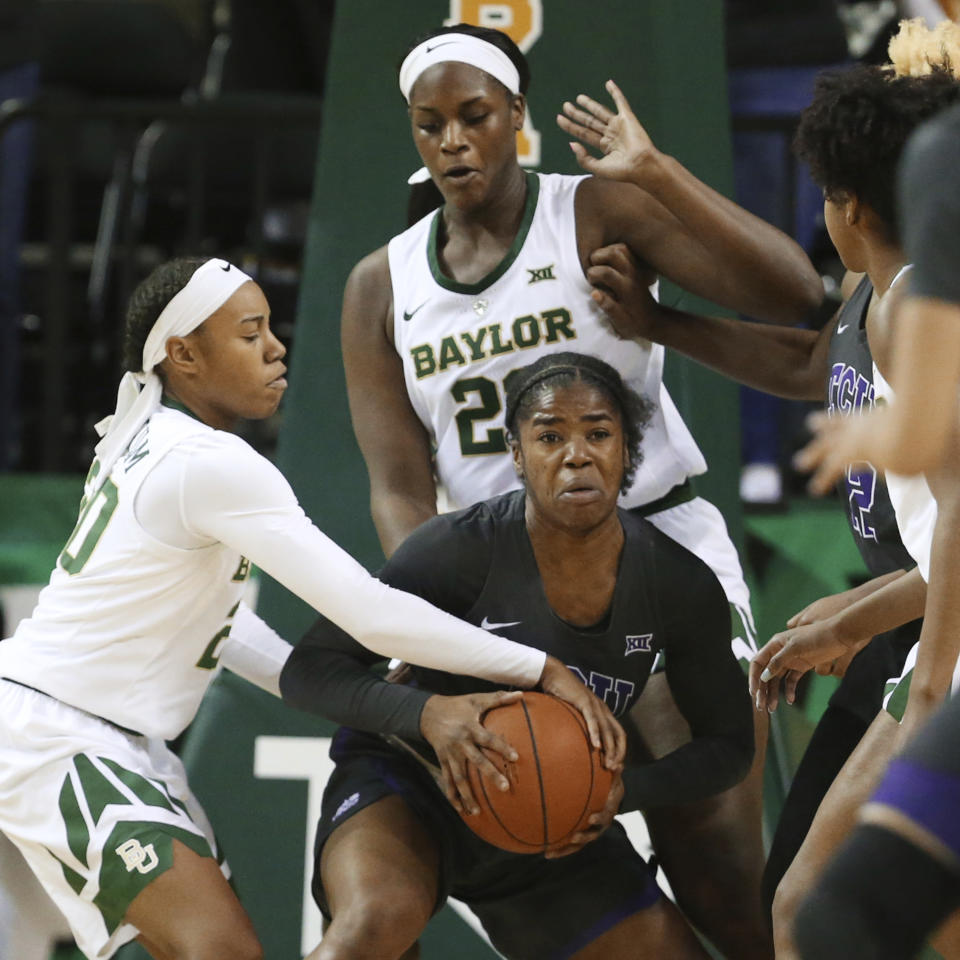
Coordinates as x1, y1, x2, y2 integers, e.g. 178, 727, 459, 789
389, 171, 707, 512
0, 408, 249, 739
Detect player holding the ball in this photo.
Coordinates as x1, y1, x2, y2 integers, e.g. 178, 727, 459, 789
281, 353, 754, 960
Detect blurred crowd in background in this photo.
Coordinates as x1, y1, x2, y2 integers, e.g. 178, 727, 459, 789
0, 0, 954, 489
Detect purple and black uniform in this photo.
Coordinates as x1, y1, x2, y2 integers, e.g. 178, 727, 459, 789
763, 276, 922, 913
281, 490, 753, 960
794, 104, 960, 960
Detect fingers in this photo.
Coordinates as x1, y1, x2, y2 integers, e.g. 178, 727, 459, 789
557, 104, 605, 148
604, 78, 634, 118
566, 140, 596, 173
589, 242, 635, 271
574, 92, 614, 125
783, 669, 803, 705
748, 640, 780, 699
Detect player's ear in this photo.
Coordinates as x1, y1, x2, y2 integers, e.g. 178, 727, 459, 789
164, 335, 200, 376
511, 440, 524, 479
511, 93, 526, 132
845, 194, 861, 226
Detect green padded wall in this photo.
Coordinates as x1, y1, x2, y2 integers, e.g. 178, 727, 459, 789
174, 4, 744, 958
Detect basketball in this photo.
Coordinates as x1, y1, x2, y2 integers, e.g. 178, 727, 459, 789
461, 692, 614, 854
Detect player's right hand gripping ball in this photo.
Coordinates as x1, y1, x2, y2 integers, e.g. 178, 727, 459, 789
462, 692, 613, 853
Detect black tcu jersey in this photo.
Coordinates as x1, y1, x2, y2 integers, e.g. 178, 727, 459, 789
283, 489, 753, 812
825, 275, 921, 719
826, 275, 918, 576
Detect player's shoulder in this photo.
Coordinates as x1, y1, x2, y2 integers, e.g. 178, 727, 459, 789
347, 244, 391, 291
620, 506, 724, 591
409, 491, 518, 548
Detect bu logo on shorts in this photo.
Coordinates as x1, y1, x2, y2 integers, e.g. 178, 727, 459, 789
116, 838, 159, 874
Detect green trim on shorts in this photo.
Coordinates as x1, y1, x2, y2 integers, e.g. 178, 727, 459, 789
99, 757, 178, 815
95, 821, 214, 934
884, 669, 913, 722
47, 848, 86, 895
57, 753, 216, 934
75, 754, 131, 826
58, 772, 91, 868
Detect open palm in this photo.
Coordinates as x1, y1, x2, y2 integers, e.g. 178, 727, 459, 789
556, 79, 657, 181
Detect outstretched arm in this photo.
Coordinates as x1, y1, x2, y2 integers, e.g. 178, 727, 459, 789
341, 247, 438, 557
585, 242, 832, 401
559, 79, 823, 326
749, 568, 925, 712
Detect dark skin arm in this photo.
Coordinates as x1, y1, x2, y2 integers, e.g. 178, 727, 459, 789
560, 80, 823, 326
585, 242, 834, 402
341, 247, 438, 557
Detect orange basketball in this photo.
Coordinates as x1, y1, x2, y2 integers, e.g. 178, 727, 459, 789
462, 692, 613, 854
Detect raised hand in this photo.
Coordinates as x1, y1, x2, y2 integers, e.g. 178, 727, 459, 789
556, 79, 658, 183
419, 689, 522, 816
794, 409, 880, 496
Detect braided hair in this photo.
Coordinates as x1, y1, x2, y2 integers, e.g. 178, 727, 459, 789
504, 352, 655, 494
121, 257, 208, 373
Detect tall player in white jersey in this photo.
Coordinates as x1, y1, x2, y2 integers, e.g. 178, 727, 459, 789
0, 257, 619, 960
341, 22, 823, 960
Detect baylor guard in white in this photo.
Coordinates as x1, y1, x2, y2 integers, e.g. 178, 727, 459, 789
0, 257, 557, 959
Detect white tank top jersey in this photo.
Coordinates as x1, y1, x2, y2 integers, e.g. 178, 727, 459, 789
389, 172, 707, 512
873, 362, 937, 581
0, 407, 247, 739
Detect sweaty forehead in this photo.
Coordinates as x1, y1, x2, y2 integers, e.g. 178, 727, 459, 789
409, 61, 505, 107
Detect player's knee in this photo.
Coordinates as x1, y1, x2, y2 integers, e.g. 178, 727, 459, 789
321, 896, 429, 960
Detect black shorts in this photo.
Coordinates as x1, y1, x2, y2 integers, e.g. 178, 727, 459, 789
314, 728, 662, 960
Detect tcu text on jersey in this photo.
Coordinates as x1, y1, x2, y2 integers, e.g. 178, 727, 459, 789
829, 361, 879, 542
568, 666, 636, 716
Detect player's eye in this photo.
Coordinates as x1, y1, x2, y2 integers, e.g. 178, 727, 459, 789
464, 113, 488, 125
417, 121, 440, 134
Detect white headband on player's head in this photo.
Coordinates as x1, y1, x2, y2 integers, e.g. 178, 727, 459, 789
399, 32, 521, 103
89, 258, 252, 496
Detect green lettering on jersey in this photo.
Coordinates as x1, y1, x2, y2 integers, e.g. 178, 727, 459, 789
231, 556, 251, 582
488, 325, 514, 356
411, 343, 436, 380
438, 336, 467, 371
196, 602, 240, 670
542, 307, 576, 343
459, 326, 489, 362
59, 477, 120, 575
512, 314, 540, 349
451, 377, 507, 455
123, 432, 149, 472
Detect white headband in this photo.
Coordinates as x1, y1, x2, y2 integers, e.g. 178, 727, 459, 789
399, 33, 521, 103
141, 258, 252, 372
89, 258, 252, 497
